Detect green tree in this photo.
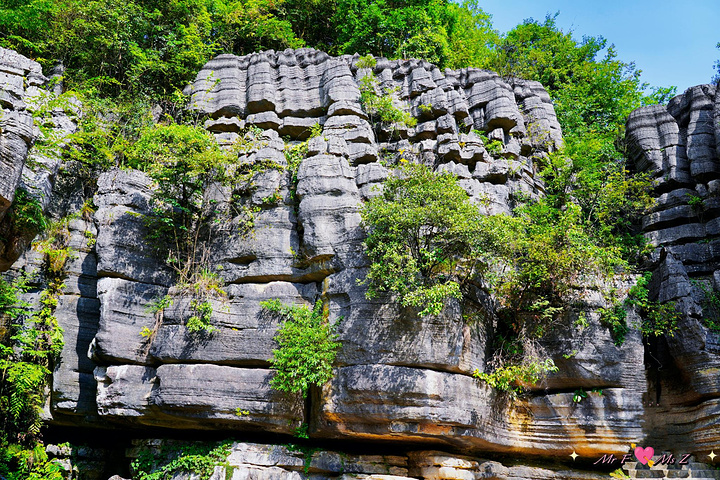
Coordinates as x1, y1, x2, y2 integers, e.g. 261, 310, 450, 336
125, 123, 240, 281
360, 163, 482, 317
491, 15, 660, 262
361, 164, 626, 392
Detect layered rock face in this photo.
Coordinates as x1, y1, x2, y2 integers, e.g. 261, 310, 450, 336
66, 48, 645, 460
0, 47, 77, 270
626, 84, 720, 455
6, 46, 720, 478
0, 47, 43, 216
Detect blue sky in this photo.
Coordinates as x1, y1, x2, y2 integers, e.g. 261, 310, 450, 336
480, 0, 719, 93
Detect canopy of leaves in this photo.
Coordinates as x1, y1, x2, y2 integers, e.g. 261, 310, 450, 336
361, 163, 482, 317
0, 0, 497, 97
489, 15, 664, 262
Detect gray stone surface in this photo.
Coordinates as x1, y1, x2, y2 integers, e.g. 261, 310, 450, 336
0, 47, 44, 218
96, 364, 302, 432
12, 46, 720, 466
627, 83, 720, 455
314, 364, 642, 456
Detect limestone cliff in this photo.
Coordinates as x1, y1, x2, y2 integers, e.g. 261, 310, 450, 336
2, 46, 720, 479
627, 84, 720, 455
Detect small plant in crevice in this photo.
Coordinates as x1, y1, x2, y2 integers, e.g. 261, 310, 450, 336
284, 139, 309, 203
600, 272, 680, 345
260, 299, 341, 398
472, 129, 504, 156
131, 440, 232, 480
692, 280, 720, 333
687, 192, 704, 210
473, 358, 558, 396
572, 387, 603, 403
293, 422, 310, 439
357, 62, 416, 137
572, 388, 587, 403
286, 443, 322, 475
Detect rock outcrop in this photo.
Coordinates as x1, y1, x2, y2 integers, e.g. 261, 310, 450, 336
0, 47, 43, 217
61, 48, 646, 459
627, 83, 720, 457
5, 46, 720, 478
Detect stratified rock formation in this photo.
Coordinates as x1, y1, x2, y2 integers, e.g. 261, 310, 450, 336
5, 46, 720, 478
0, 47, 43, 217
627, 83, 720, 456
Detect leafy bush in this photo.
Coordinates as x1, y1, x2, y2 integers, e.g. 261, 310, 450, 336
473, 358, 558, 395
694, 280, 720, 333
363, 163, 626, 392
627, 272, 680, 338
131, 441, 232, 480
358, 70, 416, 132
0, 440, 65, 480
187, 300, 215, 334
361, 163, 481, 317
260, 299, 340, 398
600, 272, 680, 345
127, 123, 237, 302
599, 303, 628, 346
7, 189, 47, 238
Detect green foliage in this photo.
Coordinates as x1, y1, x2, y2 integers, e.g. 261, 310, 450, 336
126, 123, 242, 284
6, 189, 47, 238
355, 54, 376, 69
361, 163, 481, 317
285, 443, 321, 475
364, 164, 625, 392
147, 295, 174, 315
626, 272, 680, 338
473, 130, 503, 156
572, 388, 587, 403
260, 299, 340, 398
479, 201, 622, 327
0, 0, 300, 97
293, 422, 309, 439
358, 71, 416, 132
131, 441, 232, 480
308, 122, 323, 139
0, 276, 28, 323
187, 300, 215, 334
30, 90, 155, 192
331, 0, 496, 68
599, 302, 628, 346
0, 440, 65, 480
601, 273, 680, 345
0, 214, 73, 478
694, 280, 720, 333
0, 0, 499, 98
472, 358, 557, 396
284, 139, 309, 202
687, 192, 704, 212
491, 15, 659, 265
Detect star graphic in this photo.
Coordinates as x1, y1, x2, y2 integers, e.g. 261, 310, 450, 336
709, 451, 717, 461
570, 451, 579, 461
